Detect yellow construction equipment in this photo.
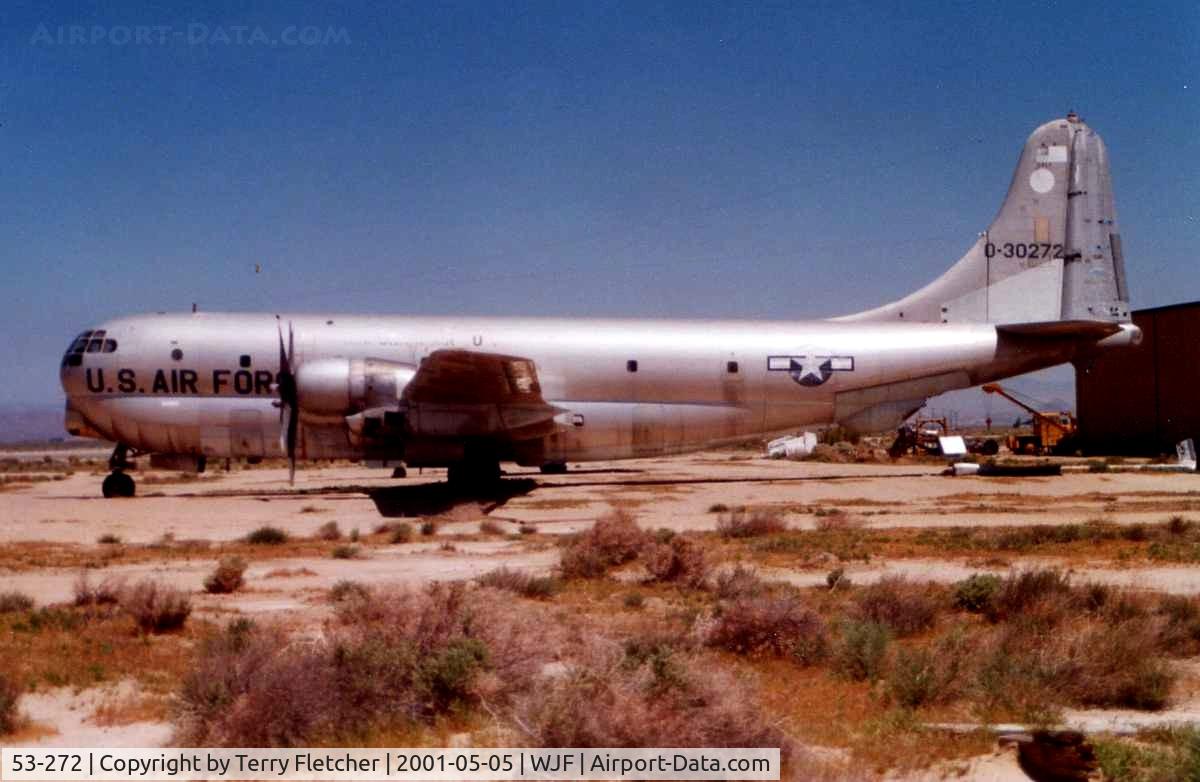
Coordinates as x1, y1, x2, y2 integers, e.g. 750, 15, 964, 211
981, 383, 1078, 455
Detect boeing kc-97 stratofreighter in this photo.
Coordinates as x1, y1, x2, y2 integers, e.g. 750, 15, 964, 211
61, 113, 1139, 497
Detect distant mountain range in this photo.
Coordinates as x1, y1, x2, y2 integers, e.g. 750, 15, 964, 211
0, 402, 68, 444
0, 372, 1074, 445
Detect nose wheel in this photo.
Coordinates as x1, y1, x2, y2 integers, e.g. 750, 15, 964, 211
102, 444, 137, 498
102, 471, 136, 498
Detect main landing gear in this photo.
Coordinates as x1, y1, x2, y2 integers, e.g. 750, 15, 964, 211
102, 444, 136, 498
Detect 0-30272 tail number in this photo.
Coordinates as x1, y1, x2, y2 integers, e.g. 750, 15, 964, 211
985, 242, 1064, 260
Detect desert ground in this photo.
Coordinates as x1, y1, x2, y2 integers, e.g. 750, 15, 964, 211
3, 447, 1200, 780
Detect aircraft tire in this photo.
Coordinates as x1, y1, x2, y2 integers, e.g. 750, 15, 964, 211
102, 471, 136, 499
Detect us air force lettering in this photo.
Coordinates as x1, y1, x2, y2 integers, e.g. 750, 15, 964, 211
60, 114, 1141, 497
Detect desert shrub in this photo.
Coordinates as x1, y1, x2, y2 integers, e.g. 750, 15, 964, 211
706, 596, 828, 665
1095, 727, 1200, 782
854, 576, 938, 636
886, 631, 970, 709
707, 503, 730, 513
177, 584, 529, 746
477, 568, 562, 599
519, 524, 537, 535
813, 511, 864, 533
331, 545, 359, 559
1167, 516, 1192, 536
73, 571, 124, 606
559, 509, 647, 578
832, 620, 889, 681
420, 520, 438, 536
953, 573, 1001, 614
1122, 523, 1150, 542
204, 557, 247, 594
717, 508, 787, 538
314, 521, 342, 541
970, 631, 1061, 724
479, 519, 505, 535
120, 580, 192, 633
389, 522, 414, 544
642, 536, 709, 588
623, 592, 645, 609
0, 671, 20, 735
714, 565, 764, 600
246, 526, 288, 545
0, 591, 33, 613
988, 568, 1073, 622
826, 567, 851, 590
348, 528, 360, 542
1157, 595, 1200, 656
513, 645, 788, 750
1058, 624, 1174, 710
97, 533, 122, 544
329, 580, 369, 603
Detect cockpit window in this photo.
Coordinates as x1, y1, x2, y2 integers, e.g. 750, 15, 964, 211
62, 330, 116, 366
68, 331, 92, 355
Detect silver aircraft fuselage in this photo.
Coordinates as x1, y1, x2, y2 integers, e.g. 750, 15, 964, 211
59, 311, 1122, 466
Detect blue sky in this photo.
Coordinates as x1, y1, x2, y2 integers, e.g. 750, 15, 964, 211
2, 0, 1197, 403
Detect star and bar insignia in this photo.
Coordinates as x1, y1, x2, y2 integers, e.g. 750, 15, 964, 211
767, 354, 854, 387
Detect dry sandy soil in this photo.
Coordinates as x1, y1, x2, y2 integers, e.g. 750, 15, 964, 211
3, 449, 1200, 779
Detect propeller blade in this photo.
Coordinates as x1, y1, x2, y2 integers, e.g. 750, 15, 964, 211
286, 401, 298, 484
275, 319, 300, 485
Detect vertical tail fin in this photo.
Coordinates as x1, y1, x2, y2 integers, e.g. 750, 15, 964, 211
838, 113, 1131, 325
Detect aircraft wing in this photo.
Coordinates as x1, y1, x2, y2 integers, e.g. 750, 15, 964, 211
401, 349, 561, 439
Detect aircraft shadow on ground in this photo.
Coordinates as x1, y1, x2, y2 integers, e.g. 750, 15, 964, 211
368, 478, 538, 517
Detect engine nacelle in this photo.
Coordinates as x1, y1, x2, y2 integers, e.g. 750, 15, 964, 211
294, 358, 416, 422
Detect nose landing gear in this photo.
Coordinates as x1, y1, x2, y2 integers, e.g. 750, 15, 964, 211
102, 444, 136, 498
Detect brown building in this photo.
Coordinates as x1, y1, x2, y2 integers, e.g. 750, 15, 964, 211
1075, 301, 1200, 455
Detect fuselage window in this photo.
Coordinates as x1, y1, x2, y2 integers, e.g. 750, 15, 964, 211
626, 360, 638, 373
727, 361, 739, 374
171, 348, 184, 361
239, 354, 251, 368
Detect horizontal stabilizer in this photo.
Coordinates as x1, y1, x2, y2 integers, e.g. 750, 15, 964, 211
996, 320, 1122, 340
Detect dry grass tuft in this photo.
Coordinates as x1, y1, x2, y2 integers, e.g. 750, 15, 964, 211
477, 567, 562, 599
120, 580, 192, 634
204, 557, 247, 594
813, 510, 864, 533
74, 571, 124, 607
717, 508, 787, 538
0, 591, 34, 613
